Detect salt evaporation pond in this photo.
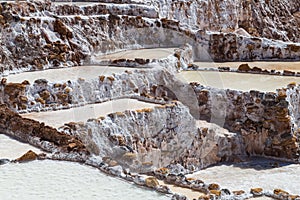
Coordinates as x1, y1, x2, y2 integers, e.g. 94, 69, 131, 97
0, 160, 170, 200
96, 48, 176, 60
187, 158, 300, 195
6, 65, 133, 83
21, 99, 159, 128
177, 71, 300, 92
194, 61, 300, 72
0, 134, 43, 160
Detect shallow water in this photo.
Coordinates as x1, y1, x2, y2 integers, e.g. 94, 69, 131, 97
194, 61, 300, 72
188, 158, 300, 195
0, 160, 170, 200
6, 65, 132, 83
177, 71, 300, 92
0, 134, 43, 160
96, 48, 176, 60
21, 99, 158, 128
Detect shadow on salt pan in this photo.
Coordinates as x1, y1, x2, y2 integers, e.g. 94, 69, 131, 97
188, 157, 300, 194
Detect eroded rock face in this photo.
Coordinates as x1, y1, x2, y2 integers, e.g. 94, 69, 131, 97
154, 0, 300, 43
191, 83, 300, 161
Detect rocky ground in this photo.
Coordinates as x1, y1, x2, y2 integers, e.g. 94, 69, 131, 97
0, 0, 300, 200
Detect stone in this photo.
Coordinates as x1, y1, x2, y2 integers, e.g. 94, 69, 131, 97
198, 194, 210, 200
108, 160, 118, 167
208, 183, 220, 190
289, 195, 300, 200
54, 19, 73, 38
250, 188, 263, 196
0, 159, 10, 165
238, 64, 251, 72
165, 174, 177, 184
122, 152, 137, 160
68, 142, 77, 150
15, 150, 38, 163
283, 70, 295, 76
145, 177, 159, 188
210, 190, 221, 196
155, 167, 170, 176
233, 190, 245, 195
274, 188, 289, 196
218, 67, 230, 72
171, 194, 188, 200
109, 165, 123, 176
156, 185, 171, 194
251, 67, 262, 73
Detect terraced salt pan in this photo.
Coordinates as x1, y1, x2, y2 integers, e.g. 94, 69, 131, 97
96, 48, 176, 60
194, 61, 300, 72
187, 158, 300, 195
0, 134, 43, 160
21, 99, 158, 128
0, 160, 169, 200
6, 66, 132, 83
177, 71, 300, 92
